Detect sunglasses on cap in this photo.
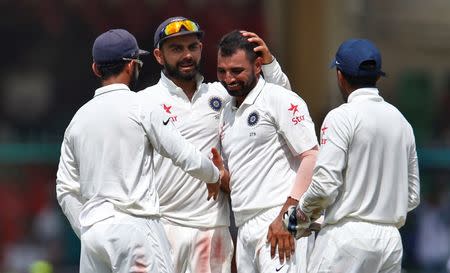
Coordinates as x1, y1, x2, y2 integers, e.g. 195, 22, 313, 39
122, 57, 143, 69
159, 19, 200, 39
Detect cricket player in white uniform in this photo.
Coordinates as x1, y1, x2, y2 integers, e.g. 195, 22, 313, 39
217, 30, 319, 273
138, 17, 292, 273
56, 29, 227, 273
289, 38, 421, 273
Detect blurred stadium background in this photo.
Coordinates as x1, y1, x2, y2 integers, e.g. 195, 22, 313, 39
0, 0, 449, 272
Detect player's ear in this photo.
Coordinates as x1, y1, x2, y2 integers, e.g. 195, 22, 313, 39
92, 63, 102, 78
337, 69, 346, 84
124, 61, 134, 75
254, 56, 262, 75
153, 48, 164, 65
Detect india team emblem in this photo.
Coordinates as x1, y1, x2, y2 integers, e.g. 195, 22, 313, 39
209, 96, 223, 112
247, 111, 259, 126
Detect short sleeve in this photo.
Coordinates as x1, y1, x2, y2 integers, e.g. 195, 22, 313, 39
268, 86, 318, 155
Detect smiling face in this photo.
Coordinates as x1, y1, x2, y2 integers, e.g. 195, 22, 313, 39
153, 34, 202, 82
217, 49, 261, 105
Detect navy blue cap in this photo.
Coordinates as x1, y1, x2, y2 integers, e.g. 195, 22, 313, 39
153, 16, 203, 48
92, 29, 149, 64
331, 38, 385, 77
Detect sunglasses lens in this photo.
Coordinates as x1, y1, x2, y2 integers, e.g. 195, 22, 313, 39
163, 20, 198, 36
183, 20, 198, 31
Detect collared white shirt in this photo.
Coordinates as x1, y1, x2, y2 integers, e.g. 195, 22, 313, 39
137, 59, 291, 228
220, 77, 317, 227
138, 74, 230, 228
56, 84, 219, 236
300, 88, 420, 228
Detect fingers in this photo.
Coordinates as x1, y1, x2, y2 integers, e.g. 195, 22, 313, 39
299, 228, 312, 238
279, 233, 295, 264
309, 222, 321, 232
278, 238, 286, 264
296, 207, 308, 222
267, 227, 273, 242
207, 188, 217, 200
206, 182, 220, 201
270, 234, 277, 259
210, 147, 223, 169
289, 234, 295, 255
239, 30, 273, 64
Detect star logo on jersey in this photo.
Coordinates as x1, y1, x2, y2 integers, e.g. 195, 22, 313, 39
163, 104, 172, 114
209, 96, 223, 112
288, 103, 299, 116
321, 126, 328, 145
247, 111, 259, 127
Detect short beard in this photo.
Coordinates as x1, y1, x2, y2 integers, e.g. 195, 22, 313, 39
221, 71, 258, 98
163, 61, 199, 82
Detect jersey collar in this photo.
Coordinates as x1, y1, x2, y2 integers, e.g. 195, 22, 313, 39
159, 71, 204, 98
347, 87, 383, 103
94, 83, 131, 97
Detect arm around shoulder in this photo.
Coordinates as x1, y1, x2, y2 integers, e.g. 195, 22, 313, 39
262, 57, 291, 91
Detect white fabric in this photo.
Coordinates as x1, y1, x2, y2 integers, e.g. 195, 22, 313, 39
289, 149, 318, 200
220, 77, 317, 226
56, 83, 219, 235
261, 57, 291, 91
137, 57, 290, 228
136, 59, 290, 273
162, 223, 234, 273
308, 219, 403, 273
138, 74, 231, 228
80, 210, 173, 273
236, 206, 312, 273
300, 88, 420, 228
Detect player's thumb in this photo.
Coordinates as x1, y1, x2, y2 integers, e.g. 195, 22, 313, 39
211, 147, 223, 169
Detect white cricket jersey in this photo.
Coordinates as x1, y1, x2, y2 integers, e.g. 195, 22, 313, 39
137, 59, 291, 228
138, 74, 230, 228
56, 84, 219, 236
220, 77, 317, 227
300, 88, 420, 228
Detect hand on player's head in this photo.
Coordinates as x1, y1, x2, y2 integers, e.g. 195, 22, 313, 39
240, 30, 273, 64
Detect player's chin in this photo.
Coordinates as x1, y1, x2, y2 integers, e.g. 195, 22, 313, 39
224, 85, 243, 94
178, 70, 197, 81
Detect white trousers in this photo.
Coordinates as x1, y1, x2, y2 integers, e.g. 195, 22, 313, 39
308, 219, 403, 273
80, 211, 173, 273
236, 207, 313, 273
162, 223, 234, 273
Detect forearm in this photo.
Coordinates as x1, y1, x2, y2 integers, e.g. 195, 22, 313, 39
289, 147, 318, 200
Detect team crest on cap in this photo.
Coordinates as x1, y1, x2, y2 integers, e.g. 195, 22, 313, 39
209, 96, 223, 112
247, 111, 259, 127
